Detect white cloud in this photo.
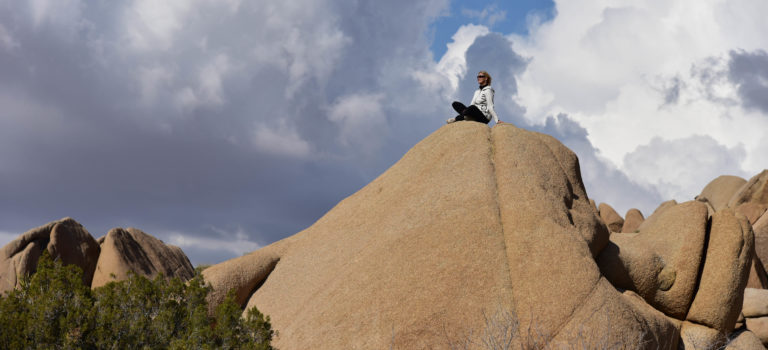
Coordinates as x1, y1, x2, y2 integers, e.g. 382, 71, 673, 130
251, 122, 311, 158
122, 0, 192, 51
0, 23, 18, 51
434, 24, 490, 91
166, 228, 261, 259
138, 65, 174, 106
328, 93, 388, 154
623, 135, 748, 202
461, 5, 507, 27
29, 0, 83, 31
507, 0, 768, 203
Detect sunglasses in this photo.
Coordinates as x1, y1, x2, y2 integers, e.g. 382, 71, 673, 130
477, 75, 486, 78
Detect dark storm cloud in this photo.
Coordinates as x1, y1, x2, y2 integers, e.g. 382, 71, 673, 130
0, 0, 450, 264
728, 49, 768, 114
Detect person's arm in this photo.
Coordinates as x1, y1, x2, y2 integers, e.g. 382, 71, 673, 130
486, 88, 500, 124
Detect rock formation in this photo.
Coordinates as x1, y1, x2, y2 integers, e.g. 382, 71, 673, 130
91, 227, 195, 288
204, 123, 689, 349
0, 217, 99, 294
0, 220, 194, 292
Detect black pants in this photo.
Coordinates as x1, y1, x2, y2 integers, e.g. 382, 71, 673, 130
452, 102, 489, 124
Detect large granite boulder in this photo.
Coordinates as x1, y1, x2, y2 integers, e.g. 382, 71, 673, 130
686, 209, 754, 337
205, 123, 680, 349
599, 203, 624, 233
699, 175, 747, 211
0, 218, 99, 294
597, 201, 709, 319
91, 227, 194, 288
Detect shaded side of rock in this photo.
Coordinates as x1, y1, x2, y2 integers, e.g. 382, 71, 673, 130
747, 255, 768, 289
91, 227, 194, 288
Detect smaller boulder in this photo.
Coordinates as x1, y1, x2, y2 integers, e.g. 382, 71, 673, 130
725, 329, 766, 350
621, 208, 645, 233
745, 316, 768, 346
598, 203, 624, 233
729, 170, 768, 209
743, 288, 768, 318
699, 175, 748, 211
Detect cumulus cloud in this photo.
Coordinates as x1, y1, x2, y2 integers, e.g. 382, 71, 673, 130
167, 227, 261, 265
2, 0, 767, 265
624, 136, 748, 202
0, 0, 453, 264
328, 93, 389, 154
509, 0, 768, 211
461, 4, 507, 27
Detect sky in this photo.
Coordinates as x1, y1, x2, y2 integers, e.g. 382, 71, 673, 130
1, 0, 767, 265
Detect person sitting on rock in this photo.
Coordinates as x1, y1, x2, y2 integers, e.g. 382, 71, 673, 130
447, 70, 502, 125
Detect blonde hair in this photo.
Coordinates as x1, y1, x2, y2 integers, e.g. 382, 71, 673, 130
478, 70, 492, 85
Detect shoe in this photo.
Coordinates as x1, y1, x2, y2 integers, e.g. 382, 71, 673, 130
446, 117, 456, 124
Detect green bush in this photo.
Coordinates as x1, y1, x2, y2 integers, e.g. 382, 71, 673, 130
0, 251, 274, 350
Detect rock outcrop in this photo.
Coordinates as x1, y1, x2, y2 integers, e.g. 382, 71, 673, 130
1, 220, 194, 292
204, 124, 684, 349
0, 217, 99, 294
91, 227, 194, 288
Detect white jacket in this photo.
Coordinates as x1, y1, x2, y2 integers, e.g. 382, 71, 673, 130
471, 86, 499, 124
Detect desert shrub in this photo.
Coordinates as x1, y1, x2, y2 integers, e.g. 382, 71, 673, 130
0, 251, 274, 350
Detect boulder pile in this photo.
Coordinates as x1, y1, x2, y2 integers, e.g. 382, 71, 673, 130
5, 122, 768, 349
201, 123, 768, 349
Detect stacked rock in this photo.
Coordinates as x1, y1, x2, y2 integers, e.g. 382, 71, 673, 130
743, 288, 768, 346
